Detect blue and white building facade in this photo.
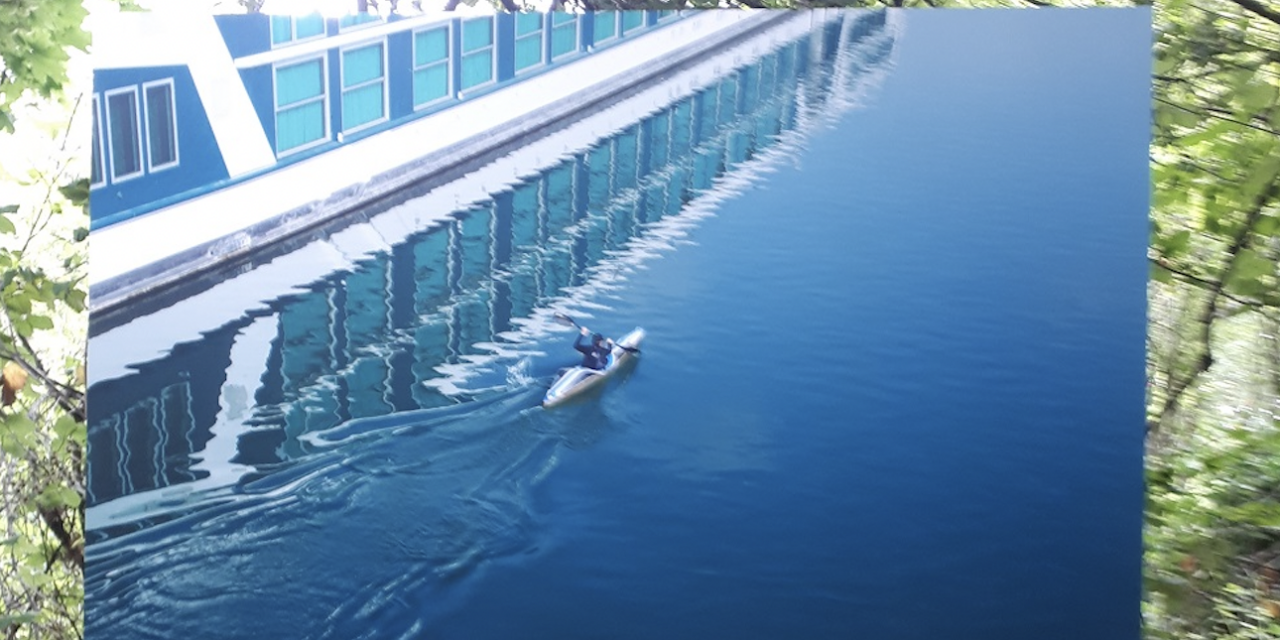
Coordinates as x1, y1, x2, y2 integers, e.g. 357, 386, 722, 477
90, 8, 780, 312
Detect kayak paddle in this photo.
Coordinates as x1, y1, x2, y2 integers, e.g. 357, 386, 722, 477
552, 313, 640, 353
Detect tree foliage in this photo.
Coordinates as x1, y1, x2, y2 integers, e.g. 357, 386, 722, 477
0, 0, 89, 134
1144, 0, 1280, 635
0, 0, 89, 636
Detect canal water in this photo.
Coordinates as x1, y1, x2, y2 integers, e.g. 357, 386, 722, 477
86, 8, 1151, 640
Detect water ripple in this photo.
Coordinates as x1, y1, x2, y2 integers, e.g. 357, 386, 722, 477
85, 381, 637, 639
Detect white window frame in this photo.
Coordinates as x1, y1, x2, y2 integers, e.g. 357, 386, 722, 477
104, 86, 144, 184
412, 24, 453, 111
272, 53, 331, 157
90, 94, 106, 189
549, 13, 581, 62
458, 16, 497, 95
142, 78, 180, 173
513, 13, 546, 76
338, 38, 389, 134
270, 14, 328, 49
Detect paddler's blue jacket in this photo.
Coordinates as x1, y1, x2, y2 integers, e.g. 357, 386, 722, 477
574, 334, 611, 370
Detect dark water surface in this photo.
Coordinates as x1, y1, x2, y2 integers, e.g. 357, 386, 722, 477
86, 9, 1150, 640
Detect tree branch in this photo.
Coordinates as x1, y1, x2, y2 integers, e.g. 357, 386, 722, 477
1151, 184, 1279, 434
1155, 256, 1280, 324
1221, 0, 1280, 26
1155, 96, 1280, 138
0, 336, 85, 423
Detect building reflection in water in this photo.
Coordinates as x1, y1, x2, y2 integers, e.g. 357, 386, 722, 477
87, 10, 898, 517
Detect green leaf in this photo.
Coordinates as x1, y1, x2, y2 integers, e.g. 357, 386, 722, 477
0, 214, 14, 235
1226, 248, 1273, 296
1256, 215, 1280, 237
73, 227, 88, 242
1178, 120, 1233, 147
36, 484, 81, 510
1152, 262, 1174, 284
1204, 210, 1223, 235
26, 315, 53, 330
64, 288, 86, 313
1239, 77, 1278, 115
5, 292, 31, 315
0, 413, 37, 456
1170, 106, 1201, 129
0, 613, 38, 627
58, 177, 89, 209
1241, 152, 1280, 203
53, 415, 79, 440
1158, 229, 1192, 258
1222, 501, 1280, 528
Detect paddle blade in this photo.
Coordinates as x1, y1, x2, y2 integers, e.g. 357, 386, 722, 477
552, 313, 578, 328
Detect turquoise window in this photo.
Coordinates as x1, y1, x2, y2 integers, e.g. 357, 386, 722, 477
275, 57, 327, 153
90, 96, 104, 186
272, 14, 325, 45
593, 12, 617, 43
144, 81, 178, 169
271, 16, 292, 44
460, 18, 494, 91
413, 26, 450, 106
339, 12, 379, 29
106, 89, 141, 180
657, 10, 677, 20
550, 13, 577, 60
341, 42, 386, 131
296, 14, 325, 38
620, 11, 644, 34
514, 13, 543, 73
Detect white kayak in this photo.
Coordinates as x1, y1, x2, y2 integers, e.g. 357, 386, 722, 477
542, 327, 645, 408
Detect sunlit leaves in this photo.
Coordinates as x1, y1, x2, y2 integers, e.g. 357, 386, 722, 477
1158, 229, 1193, 259
0, 0, 90, 635
1144, 0, 1280, 636
0, 0, 89, 131
1241, 151, 1280, 204
0, 413, 38, 457
1225, 248, 1274, 298
1237, 74, 1278, 116
0, 614, 38, 628
56, 178, 87, 210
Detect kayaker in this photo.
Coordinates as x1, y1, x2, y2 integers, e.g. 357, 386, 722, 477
574, 326, 613, 370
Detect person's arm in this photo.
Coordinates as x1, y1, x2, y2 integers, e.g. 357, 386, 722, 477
574, 327, 591, 354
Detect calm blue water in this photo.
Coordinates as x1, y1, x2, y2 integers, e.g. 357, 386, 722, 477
86, 9, 1150, 640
